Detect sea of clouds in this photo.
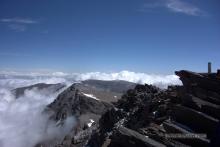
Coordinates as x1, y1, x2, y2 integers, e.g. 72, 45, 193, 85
0, 70, 182, 147
0, 79, 75, 147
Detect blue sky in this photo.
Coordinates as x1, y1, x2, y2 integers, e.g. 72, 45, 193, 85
0, 0, 219, 74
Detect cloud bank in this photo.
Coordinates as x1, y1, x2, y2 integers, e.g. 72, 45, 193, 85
0, 81, 74, 147
0, 70, 182, 89
73, 71, 181, 89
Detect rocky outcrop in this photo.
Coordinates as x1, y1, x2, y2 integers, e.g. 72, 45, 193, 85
85, 70, 220, 147
47, 80, 136, 121
40, 80, 136, 147
175, 70, 220, 96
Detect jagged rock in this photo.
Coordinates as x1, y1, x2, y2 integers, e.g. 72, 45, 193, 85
175, 70, 220, 95
47, 83, 113, 124
116, 84, 159, 112
99, 108, 126, 133
86, 108, 127, 147
45, 80, 135, 147
87, 84, 171, 147
47, 79, 135, 122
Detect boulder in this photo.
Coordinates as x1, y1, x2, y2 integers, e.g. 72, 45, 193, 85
175, 70, 220, 95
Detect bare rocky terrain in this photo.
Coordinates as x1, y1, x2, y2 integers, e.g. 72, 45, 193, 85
35, 71, 220, 147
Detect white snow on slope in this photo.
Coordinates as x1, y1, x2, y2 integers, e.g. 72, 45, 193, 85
82, 92, 100, 101
87, 119, 95, 128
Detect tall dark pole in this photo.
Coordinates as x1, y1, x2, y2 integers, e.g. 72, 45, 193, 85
208, 62, 211, 74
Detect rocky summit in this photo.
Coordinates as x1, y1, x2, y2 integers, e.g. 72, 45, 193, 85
41, 71, 220, 147
38, 80, 136, 147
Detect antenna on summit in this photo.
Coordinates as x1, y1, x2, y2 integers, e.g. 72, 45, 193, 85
208, 62, 211, 74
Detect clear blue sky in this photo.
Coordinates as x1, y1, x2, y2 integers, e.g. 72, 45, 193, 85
0, 0, 219, 74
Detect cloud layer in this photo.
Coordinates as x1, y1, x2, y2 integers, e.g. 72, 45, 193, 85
0, 83, 75, 147
0, 70, 182, 89
142, 0, 206, 16
0, 18, 38, 24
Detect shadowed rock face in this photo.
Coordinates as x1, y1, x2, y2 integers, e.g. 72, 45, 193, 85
12, 83, 66, 98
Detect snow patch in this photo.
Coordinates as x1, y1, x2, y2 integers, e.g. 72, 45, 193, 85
87, 119, 95, 128
82, 92, 100, 101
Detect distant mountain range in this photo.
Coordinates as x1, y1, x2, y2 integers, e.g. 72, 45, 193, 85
12, 83, 66, 98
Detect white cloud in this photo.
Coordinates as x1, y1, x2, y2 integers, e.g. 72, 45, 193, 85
72, 71, 182, 89
0, 18, 38, 24
0, 86, 75, 147
165, 0, 204, 16
0, 17, 39, 32
142, 0, 206, 16
52, 72, 69, 77
0, 70, 182, 89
